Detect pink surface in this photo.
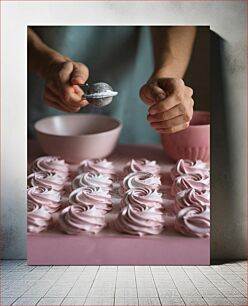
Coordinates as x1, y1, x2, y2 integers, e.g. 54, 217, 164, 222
161, 111, 210, 162
27, 141, 210, 265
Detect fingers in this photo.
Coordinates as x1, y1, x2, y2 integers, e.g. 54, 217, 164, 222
156, 122, 190, 134
149, 95, 179, 115
147, 105, 184, 123
148, 98, 194, 123
148, 97, 194, 134
70, 63, 89, 85
44, 86, 81, 112
61, 85, 88, 107
150, 114, 191, 130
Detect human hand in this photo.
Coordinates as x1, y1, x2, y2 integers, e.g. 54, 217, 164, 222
43, 60, 89, 112
140, 78, 194, 134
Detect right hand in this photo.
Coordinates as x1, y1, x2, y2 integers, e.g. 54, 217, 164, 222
43, 60, 89, 112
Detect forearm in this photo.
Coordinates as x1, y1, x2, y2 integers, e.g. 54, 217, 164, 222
28, 27, 69, 79
150, 26, 196, 79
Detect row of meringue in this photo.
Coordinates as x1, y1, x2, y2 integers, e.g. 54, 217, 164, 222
170, 159, 210, 196
27, 156, 71, 233
28, 198, 210, 238
114, 159, 163, 236
170, 159, 210, 238
59, 160, 115, 234
27, 185, 63, 233
77, 158, 161, 176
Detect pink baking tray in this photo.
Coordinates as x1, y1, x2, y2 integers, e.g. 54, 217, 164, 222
27, 141, 210, 265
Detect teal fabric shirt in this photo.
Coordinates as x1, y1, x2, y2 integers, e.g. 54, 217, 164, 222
28, 26, 160, 144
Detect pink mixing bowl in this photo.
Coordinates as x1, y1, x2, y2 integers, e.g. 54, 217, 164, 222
34, 114, 122, 163
160, 111, 210, 162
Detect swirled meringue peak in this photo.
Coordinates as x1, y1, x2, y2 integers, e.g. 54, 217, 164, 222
121, 187, 163, 211
114, 204, 164, 236
171, 159, 209, 180
27, 201, 52, 233
27, 186, 62, 213
58, 204, 106, 235
27, 171, 65, 192
171, 173, 210, 196
31, 156, 70, 180
78, 159, 115, 176
174, 188, 210, 213
123, 159, 160, 175
69, 186, 112, 213
72, 171, 113, 191
174, 206, 210, 238
121, 171, 161, 193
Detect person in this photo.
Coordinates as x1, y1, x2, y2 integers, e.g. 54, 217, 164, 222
28, 26, 196, 143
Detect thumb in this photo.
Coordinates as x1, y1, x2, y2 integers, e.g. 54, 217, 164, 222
140, 83, 166, 106
139, 84, 155, 105
70, 63, 89, 85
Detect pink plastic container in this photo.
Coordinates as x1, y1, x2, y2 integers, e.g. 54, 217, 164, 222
160, 111, 210, 162
34, 114, 122, 163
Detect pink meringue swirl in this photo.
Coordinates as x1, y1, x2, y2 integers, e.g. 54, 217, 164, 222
27, 201, 52, 233
174, 188, 210, 213
72, 171, 113, 191
69, 186, 112, 213
58, 204, 106, 235
171, 173, 210, 195
27, 186, 62, 213
171, 159, 209, 180
114, 204, 164, 236
121, 187, 163, 211
31, 156, 70, 180
27, 171, 65, 192
78, 159, 115, 176
174, 206, 210, 238
123, 159, 160, 175
121, 171, 161, 193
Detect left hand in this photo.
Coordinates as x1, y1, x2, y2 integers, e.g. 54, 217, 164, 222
140, 78, 194, 134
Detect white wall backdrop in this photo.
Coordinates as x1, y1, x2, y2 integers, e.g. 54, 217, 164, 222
1, 1, 247, 259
